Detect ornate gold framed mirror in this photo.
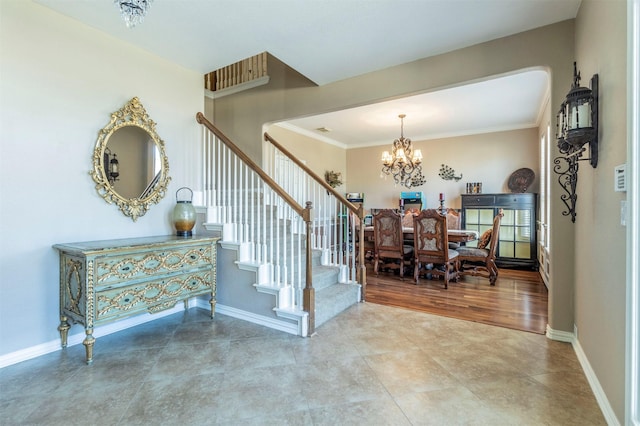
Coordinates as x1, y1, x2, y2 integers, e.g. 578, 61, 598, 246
90, 97, 171, 221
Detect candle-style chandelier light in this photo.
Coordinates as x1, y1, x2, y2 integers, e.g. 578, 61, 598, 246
114, 0, 153, 28
380, 114, 426, 188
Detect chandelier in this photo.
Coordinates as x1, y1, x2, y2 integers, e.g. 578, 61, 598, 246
380, 114, 426, 188
114, 0, 153, 28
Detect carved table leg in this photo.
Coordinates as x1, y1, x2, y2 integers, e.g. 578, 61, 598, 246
83, 328, 95, 365
209, 296, 216, 319
58, 316, 70, 348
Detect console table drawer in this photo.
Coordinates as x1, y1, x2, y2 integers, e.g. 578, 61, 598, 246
96, 244, 213, 286
96, 270, 213, 322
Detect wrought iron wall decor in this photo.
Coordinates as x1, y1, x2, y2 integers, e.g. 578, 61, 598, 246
438, 164, 462, 181
553, 62, 599, 223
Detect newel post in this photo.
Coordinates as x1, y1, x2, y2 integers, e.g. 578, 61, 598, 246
357, 205, 367, 301
303, 201, 315, 335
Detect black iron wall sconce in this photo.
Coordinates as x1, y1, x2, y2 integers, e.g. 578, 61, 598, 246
104, 147, 120, 185
553, 62, 599, 222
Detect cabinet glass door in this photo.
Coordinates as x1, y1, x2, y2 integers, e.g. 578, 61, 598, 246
498, 208, 532, 259
464, 208, 494, 248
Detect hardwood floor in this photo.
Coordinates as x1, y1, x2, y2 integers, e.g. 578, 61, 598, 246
363, 264, 548, 334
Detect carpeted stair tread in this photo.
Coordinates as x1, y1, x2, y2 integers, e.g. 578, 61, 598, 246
309, 265, 341, 290
315, 283, 361, 327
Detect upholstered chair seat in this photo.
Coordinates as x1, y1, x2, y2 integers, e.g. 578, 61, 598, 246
455, 247, 488, 258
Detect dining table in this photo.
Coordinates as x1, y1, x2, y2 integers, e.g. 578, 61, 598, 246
362, 226, 478, 243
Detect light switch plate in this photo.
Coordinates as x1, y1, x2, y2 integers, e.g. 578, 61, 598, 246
614, 164, 627, 192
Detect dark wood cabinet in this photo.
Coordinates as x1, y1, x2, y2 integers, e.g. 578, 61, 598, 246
461, 193, 538, 270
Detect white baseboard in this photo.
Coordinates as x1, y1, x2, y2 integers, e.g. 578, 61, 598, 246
546, 324, 620, 425
0, 303, 187, 369
545, 324, 574, 342
206, 300, 304, 336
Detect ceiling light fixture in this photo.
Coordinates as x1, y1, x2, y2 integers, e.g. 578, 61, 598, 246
381, 114, 425, 188
114, 0, 153, 28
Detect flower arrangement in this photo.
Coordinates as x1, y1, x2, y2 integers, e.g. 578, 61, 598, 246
324, 170, 343, 188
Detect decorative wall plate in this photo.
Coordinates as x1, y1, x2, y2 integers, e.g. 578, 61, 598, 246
508, 168, 535, 193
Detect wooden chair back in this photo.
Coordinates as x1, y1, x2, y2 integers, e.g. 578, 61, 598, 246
413, 209, 450, 265
373, 209, 404, 258
486, 210, 503, 260
355, 214, 374, 263
373, 209, 412, 279
412, 209, 459, 288
445, 208, 461, 230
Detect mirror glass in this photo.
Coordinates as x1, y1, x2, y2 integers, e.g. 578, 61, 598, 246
90, 97, 170, 221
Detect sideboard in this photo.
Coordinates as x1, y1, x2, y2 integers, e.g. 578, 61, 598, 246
461, 193, 538, 270
53, 235, 219, 364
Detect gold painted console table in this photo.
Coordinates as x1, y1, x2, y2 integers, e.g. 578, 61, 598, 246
53, 235, 218, 364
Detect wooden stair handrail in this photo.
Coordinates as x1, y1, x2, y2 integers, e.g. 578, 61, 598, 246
196, 113, 309, 221
264, 132, 364, 220
264, 131, 367, 295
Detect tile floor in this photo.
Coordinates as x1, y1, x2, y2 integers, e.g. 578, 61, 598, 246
0, 303, 605, 425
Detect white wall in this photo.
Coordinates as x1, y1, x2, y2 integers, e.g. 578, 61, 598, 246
0, 1, 204, 357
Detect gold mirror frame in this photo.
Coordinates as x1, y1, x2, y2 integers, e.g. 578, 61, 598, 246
90, 97, 171, 221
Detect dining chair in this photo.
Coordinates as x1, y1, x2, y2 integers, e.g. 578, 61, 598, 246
444, 208, 462, 249
457, 209, 504, 285
445, 208, 461, 230
355, 221, 375, 264
413, 209, 459, 288
373, 209, 414, 279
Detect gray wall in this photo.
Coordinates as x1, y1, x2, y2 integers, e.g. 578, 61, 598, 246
574, 0, 628, 418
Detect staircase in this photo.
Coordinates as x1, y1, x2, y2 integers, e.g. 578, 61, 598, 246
196, 113, 365, 336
